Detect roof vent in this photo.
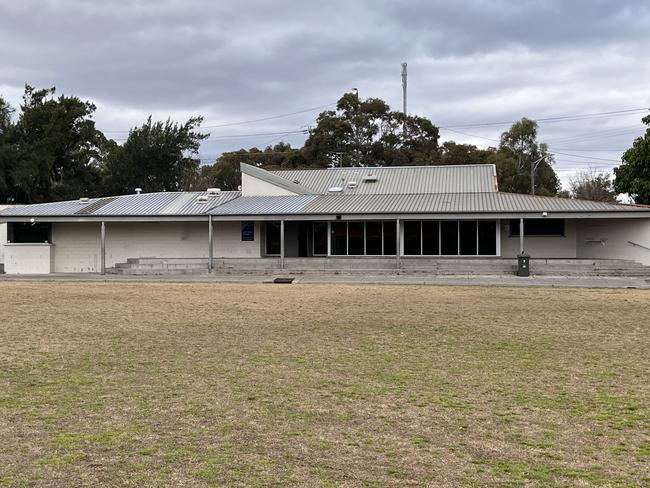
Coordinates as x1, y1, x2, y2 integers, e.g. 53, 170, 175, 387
196, 195, 209, 204
347, 181, 358, 189
362, 173, 377, 182
328, 186, 343, 193
135, 188, 142, 194
207, 188, 221, 196
79, 197, 90, 204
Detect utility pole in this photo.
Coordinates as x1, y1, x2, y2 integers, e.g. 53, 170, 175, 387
530, 155, 548, 196
401, 62, 408, 135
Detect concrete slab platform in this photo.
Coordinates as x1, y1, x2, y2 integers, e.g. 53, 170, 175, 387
1, 273, 648, 289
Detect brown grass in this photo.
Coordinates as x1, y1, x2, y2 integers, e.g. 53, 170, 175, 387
0, 282, 648, 487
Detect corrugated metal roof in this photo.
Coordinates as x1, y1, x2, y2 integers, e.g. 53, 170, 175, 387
209, 195, 318, 215
209, 192, 650, 216
0, 191, 241, 217
0, 198, 101, 216
74, 197, 118, 215
301, 193, 650, 214
269, 165, 498, 195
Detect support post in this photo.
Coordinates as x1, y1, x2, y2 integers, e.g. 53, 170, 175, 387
396, 219, 401, 270
208, 215, 213, 272
280, 220, 285, 270
100, 221, 106, 275
519, 218, 524, 254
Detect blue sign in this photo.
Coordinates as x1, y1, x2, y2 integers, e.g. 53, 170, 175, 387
241, 221, 255, 241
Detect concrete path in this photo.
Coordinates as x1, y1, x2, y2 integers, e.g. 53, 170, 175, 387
1, 273, 648, 289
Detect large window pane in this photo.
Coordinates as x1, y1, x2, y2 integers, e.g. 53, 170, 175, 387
365, 221, 383, 255
383, 221, 396, 255
331, 222, 347, 255
265, 222, 281, 255
422, 221, 439, 255
440, 221, 458, 255
404, 221, 422, 255
313, 222, 328, 255
348, 222, 364, 255
459, 221, 478, 255
9, 222, 51, 243
478, 221, 497, 255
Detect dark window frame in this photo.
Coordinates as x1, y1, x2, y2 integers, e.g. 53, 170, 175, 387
509, 219, 565, 237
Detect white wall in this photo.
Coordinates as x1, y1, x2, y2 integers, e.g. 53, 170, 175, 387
50, 221, 262, 272
576, 218, 650, 265
241, 173, 297, 196
500, 219, 577, 258
0, 205, 10, 267
4, 244, 54, 274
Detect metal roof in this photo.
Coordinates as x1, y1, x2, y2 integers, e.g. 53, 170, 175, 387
269, 165, 498, 195
209, 192, 650, 216
209, 195, 318, 215
0, 191, 241, 217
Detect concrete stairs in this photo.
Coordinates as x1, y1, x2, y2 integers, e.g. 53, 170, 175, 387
106, 257, 650, 278
107, 258, 210, 275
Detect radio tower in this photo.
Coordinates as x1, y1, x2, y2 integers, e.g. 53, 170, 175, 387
401, 62, 408, 135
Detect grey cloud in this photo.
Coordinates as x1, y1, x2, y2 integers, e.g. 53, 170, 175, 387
0, 0, 648, 185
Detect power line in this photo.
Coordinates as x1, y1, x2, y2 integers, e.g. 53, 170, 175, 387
102, 102, 335, 134
113, 128, 309, 142
444, 108, 648, 129
439, 126, 622, 163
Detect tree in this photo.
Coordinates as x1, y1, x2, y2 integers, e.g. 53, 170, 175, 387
101, 116, 208, 194
614, 114, 650, 204
497, 118, 559, 195
0, 97, 15, 201
2, 86, 105, 204
302, 92, 439, 167
440, 141, 491, 165
197, 143, 305, 191
570, 169, 616, 202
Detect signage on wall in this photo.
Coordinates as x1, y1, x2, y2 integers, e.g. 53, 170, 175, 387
241, 221, 254, 241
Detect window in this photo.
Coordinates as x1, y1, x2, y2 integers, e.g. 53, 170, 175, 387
510, 219, 564, 237
478, 221, 497, 255
383, 221, 396, 255
241, 221, 255, 241
404, 221, 422, 255
348, 222, 364, 255
422, 221, 439, 255
440, 221, 459, 255
365, 221, 383, 255
331, 222, 347, 255
459, 221, 477, 255
265, 222, 281, 255
313, 222, 328, 255
8, 222, 51, 243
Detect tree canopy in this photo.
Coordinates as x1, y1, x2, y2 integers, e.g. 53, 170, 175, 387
0, 86, 105, 203
570, 169, 617, 202
613, 114, 650, 204
101, 116, 208, 195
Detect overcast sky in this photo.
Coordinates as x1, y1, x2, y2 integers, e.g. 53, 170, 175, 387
1, 0, 649, 188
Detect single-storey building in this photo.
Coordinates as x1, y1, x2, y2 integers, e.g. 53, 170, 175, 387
1, 163, 649, 275
0, 205, 10, 274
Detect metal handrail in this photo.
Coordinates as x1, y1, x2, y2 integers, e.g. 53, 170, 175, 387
628, 240, 650, 252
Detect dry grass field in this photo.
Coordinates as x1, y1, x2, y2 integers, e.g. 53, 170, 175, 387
0, 282, 648, 487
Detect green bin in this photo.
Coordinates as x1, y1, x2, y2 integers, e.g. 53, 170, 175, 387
517, 253, 530, 277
